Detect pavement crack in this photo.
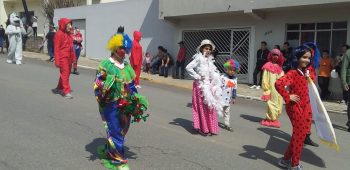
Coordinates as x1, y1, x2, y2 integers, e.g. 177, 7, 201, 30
47, 115, 103, 136
0, 160, 17, 170
128, 145, 179, 156
181, 158, 212, 170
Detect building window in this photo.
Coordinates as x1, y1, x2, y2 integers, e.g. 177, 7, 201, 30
286, 22, 347, 57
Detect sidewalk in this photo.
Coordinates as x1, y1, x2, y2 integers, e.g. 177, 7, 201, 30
21, 51, 347, 114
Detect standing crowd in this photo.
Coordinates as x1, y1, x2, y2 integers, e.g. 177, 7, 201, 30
185, 39, 339, 170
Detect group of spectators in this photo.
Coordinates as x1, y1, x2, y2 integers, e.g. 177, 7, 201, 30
142, 41, 186, 79
250, 41, 349, 102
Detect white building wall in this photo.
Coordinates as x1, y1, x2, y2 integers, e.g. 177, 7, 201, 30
174, 6, 350, 98
54, 0, 175, 60
176, 8, 350, 53
0, 0, 7, 26
100, 0, 126, 3
160, 0, 350, 18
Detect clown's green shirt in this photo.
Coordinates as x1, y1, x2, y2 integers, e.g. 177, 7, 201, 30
94, 57, 136, 104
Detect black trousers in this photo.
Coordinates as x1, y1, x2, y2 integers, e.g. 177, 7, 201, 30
344, 90, 348, 103
338, 70, 349, 103
33, 27, 37, 37
160, 66, 168, 77
346, 90, 350, 126
175, 60, 185, 78
253, 63, 263, 86
318, 76, 330, 100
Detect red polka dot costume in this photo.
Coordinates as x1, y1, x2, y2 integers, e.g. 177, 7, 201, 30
275, 66, 316, 167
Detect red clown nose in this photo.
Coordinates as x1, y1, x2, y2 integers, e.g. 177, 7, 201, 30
117, 49, 126, 58
272, 55, 279, 62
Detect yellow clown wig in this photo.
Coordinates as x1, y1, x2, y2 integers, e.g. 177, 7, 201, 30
106, 34, 124, 52
106, 32, 132, 53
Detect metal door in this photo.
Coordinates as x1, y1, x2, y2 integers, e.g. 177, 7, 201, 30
183, 28, 251, 83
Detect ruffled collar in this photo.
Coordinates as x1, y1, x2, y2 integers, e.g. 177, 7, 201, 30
109, 57, 125, 69
195, 53, 214, 60
297, 68, 310, 77
262, 62, 283, 74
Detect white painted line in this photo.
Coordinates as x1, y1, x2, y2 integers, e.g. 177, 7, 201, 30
77, 65, 96, 70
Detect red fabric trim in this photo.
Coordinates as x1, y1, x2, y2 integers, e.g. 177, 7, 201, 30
261, 94, 271, 101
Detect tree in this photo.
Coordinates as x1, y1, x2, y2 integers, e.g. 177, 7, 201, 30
41, 0, 82, 25
21, 0, 31, 25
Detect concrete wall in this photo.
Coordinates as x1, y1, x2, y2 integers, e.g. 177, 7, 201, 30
160, 0, 350, 18
100, 0, 125, 3
0, 0, 7, 26
171, 5, 350, 99
54, 0, 175, 60
90, 0, 125, 5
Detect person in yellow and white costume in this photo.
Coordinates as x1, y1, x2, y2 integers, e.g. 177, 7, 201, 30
260, 49, 285, 128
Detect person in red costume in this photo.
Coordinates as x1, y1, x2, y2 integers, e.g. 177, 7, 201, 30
130, 31, 143, 88
72, 28, 83, 75
51, 18, 76, 99
275, 43, 320, 170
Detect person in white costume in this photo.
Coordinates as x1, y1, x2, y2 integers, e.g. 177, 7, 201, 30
5, 12, 26, 65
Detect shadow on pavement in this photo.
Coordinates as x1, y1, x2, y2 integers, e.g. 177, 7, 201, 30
239, 145, 281, 168
258, 127, 291, 141
85, 138, 138, 161
332, 123, 348, 132
186, 103, 192, 108
240, 114, 263, 123
247, 127, 326, 168
169, 118, 197, 135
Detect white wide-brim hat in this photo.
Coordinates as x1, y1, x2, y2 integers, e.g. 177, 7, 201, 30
196, 39, 216, 52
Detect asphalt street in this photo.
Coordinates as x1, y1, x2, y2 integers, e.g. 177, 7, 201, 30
0, 56, 349, 170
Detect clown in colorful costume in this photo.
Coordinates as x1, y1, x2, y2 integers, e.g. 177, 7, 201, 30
94, 28, 149, 170
220, 59, 239, 132
260, 49, 285, 128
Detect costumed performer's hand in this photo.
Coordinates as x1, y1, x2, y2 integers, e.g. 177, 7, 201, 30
19, 20, 24, 28
194, 75, 201, 80
344, 84, 349, 91
231, 99, 235, 105
290, 94, 300, 103
224, 106, 230, 113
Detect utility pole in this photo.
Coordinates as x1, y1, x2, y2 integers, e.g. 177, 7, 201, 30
21, 0, 31, 25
